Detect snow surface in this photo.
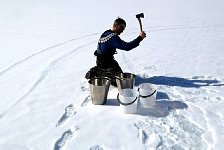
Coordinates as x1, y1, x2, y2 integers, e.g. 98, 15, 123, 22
1, 0, 224, 149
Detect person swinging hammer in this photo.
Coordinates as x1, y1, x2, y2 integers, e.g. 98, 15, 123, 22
85, 17, 146, 86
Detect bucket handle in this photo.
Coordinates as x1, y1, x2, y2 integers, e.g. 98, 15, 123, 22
117, 94, 138, 106
115, 76, 124, 80
115, 76, 134, 80
138, 88, 157, 98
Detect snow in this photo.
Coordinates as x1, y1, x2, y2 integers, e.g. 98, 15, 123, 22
0, 0, 224, 149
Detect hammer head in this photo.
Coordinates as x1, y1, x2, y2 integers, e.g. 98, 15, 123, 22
136, 13, 144, 18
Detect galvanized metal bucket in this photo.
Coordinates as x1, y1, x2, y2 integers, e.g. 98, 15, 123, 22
115, 73, 136, 92
88, 77, 111, 105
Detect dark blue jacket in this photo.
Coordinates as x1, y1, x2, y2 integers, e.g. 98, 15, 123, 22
96, 29, 142, 56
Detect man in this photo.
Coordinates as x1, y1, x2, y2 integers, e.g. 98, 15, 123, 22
85, 17, 146, 86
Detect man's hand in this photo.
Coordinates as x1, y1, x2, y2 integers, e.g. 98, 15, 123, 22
139, 31, 146, 39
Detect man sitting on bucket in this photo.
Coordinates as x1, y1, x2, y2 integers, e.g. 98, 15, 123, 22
85, 17, 146, 86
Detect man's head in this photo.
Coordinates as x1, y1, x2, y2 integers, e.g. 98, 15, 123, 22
112, 17, 126, 35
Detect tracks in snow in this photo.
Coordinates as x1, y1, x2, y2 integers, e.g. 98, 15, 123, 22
56, 104, 76, 127
0, 34, 97, 119
54, 126, 79, 150
54, 104, 78, 150
0, 33, 99, 77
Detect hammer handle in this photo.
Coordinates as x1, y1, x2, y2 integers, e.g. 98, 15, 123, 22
137, 18, 143, 32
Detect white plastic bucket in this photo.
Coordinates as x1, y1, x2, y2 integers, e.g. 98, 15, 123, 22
117, 89, 139, 114
138, 83, 157, 108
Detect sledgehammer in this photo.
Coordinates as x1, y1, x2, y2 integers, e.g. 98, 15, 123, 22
136, 13, 144, 32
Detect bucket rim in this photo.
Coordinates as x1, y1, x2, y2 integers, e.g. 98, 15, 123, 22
88, 77, 111, 85
115, 72, 136, 80
88, 77, 111, 81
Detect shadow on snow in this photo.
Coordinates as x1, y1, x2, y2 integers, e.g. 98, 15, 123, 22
135, 75, 223, 88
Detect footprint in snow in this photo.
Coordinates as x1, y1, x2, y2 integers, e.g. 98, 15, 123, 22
81, 95, 91, 107
80, 79, 89, 92
90, 145, 106, 150
56, 104, 76, 127
54, 126, 79, 150
134, 123, 149, 144
81, 84, 89, 91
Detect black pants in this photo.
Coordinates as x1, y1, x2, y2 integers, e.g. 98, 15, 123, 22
96, 56, 123, 86
85, 51, 123, 86
96, 56, 122, 71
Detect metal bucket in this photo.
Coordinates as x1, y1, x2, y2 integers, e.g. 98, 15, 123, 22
117, 89, 139, 114
138, 83, 157, 108
115, 73, 136, 92
88, 78, 111, 105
